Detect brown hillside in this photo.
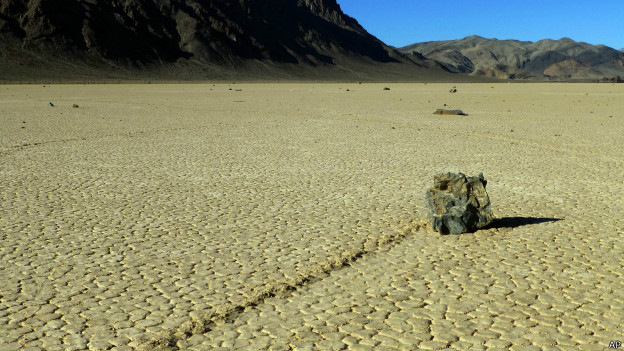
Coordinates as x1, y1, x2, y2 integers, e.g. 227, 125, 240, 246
400, 35, 624, 81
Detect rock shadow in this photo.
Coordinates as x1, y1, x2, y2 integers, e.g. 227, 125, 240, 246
484, 216, 563, 229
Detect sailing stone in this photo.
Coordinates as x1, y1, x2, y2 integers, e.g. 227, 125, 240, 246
425, 172, 494, 234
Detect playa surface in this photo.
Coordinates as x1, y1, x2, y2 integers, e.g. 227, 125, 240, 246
0, 83, 622, 351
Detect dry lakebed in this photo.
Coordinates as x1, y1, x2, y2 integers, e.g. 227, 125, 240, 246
0, 83, 622, 350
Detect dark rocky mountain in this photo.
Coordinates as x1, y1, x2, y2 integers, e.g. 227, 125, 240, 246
0, 0, 459, 81
400, 35, 624, 80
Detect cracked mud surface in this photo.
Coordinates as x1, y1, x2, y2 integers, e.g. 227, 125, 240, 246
1, 83, 622, 351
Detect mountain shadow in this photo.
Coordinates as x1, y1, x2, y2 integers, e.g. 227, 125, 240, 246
0, 0, 464, 82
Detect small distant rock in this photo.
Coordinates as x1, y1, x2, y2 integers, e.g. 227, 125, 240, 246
72, 104, 79, 108
383, 87, 390, 90
433, 109, 466, 116
449, 87, 457, 93
48, 102, 54, 107
426, 172, 494, 235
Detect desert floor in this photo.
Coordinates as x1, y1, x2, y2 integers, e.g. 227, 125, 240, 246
0, 82, 622, 351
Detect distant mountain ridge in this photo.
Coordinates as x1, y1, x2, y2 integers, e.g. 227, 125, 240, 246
400, 35, 624, 80
0, 0, 455, 81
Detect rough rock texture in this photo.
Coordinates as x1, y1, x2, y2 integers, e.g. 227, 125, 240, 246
425, 172, 493, 234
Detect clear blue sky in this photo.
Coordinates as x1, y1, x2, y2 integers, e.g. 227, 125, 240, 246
336, 0, 624, 50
